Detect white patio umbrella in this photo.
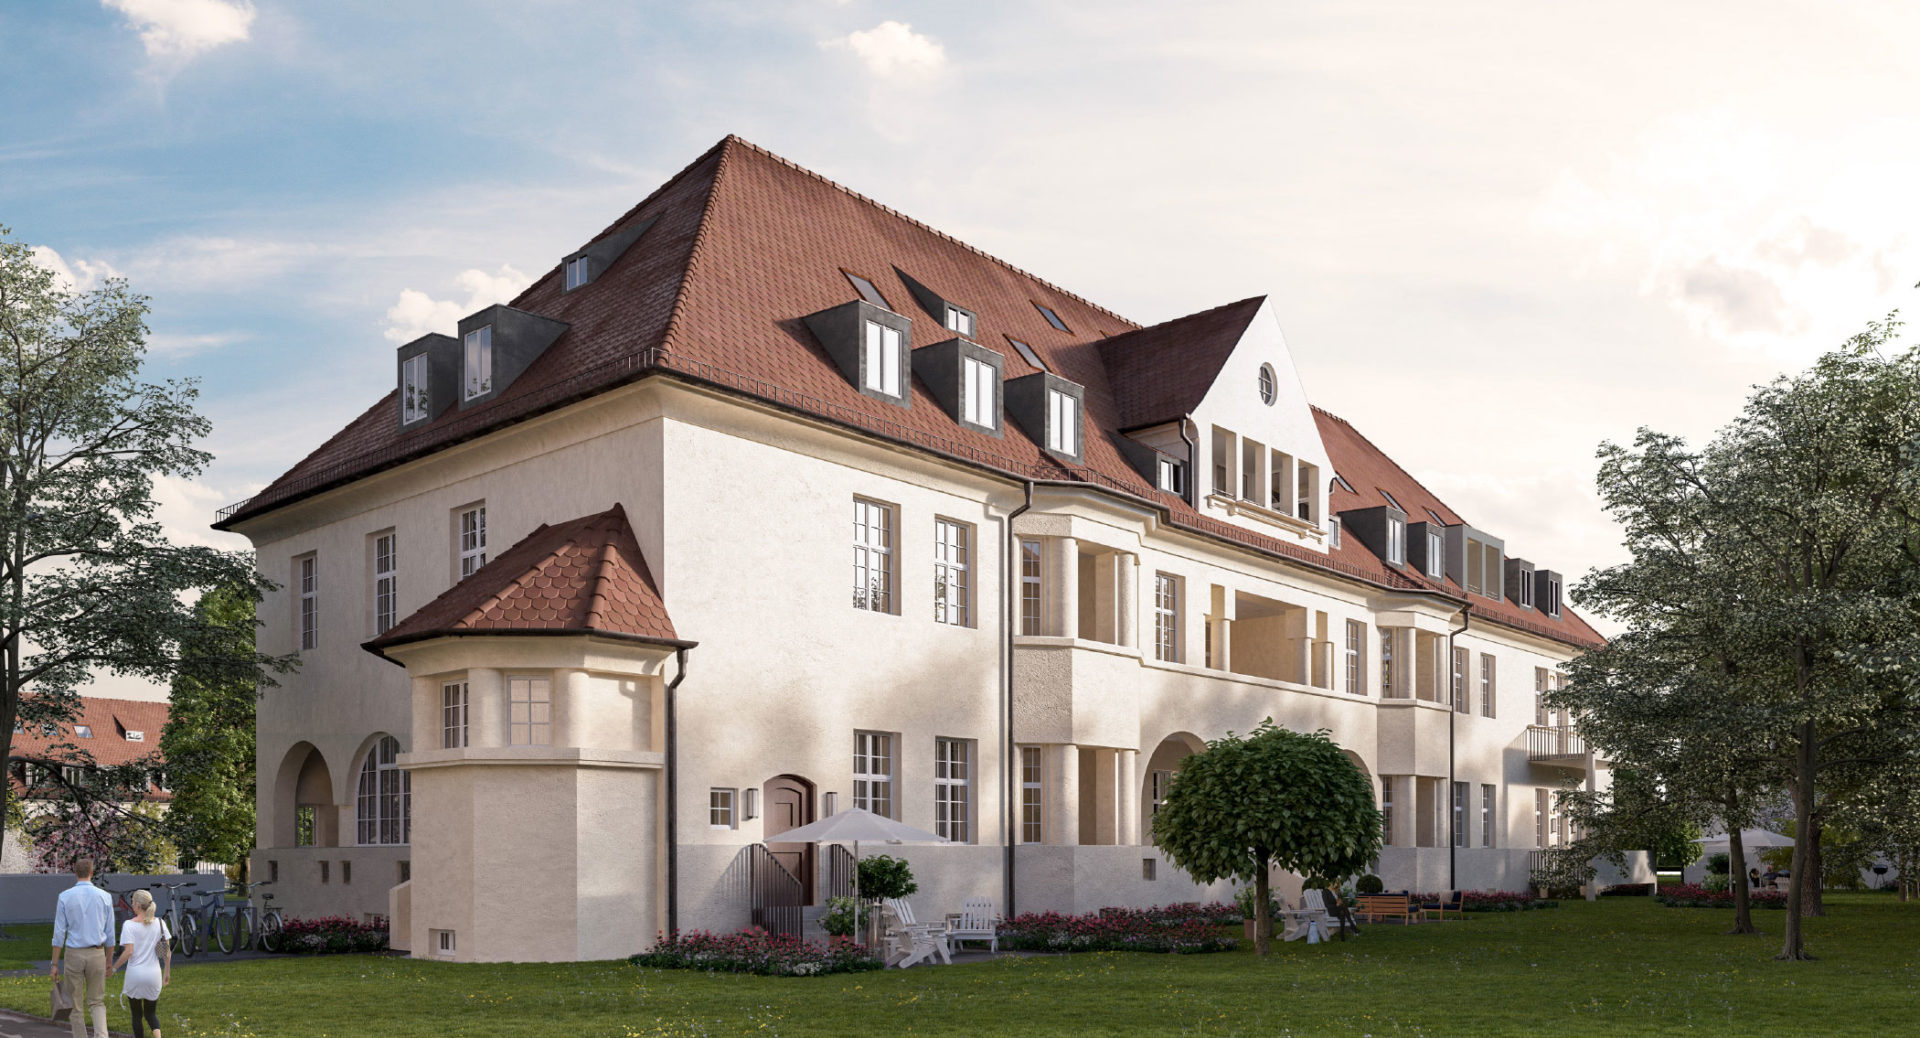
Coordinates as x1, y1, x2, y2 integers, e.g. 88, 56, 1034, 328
771, 808, 947, 931
1699, 828, 1795, 850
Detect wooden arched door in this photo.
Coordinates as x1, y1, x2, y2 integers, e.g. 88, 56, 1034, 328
763, 775, 817, 905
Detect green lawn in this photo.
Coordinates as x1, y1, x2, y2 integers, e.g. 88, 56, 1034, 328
0, 924, 54, 971
0, 896, 1911, 1036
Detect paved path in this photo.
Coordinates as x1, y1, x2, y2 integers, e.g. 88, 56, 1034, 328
0, 1006, 132, 1038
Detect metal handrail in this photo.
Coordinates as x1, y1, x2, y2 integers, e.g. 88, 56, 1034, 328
723, 843, 803, 940
1527, 724, 1587, 761
824, 844, 857, 902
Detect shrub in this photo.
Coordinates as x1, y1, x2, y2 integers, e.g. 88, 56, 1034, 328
1599, 883, 1655, 897
278, 915, 389, 955
820, 895, 867, 938
1356, 874, 1384, 894
856, 855, 917, 901
1654, 883, 1789, 909
1702, 873, 1731, 893
1143, 902, 1242, 926
997, 905, 1238, 954
1454, 891, 1558, 912
1706, 852, 1731, 876
1233, 886, 1280, 921
631, 929, 883, 976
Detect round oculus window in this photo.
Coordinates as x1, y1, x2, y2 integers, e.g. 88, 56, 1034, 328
1258, 363, 1277, 405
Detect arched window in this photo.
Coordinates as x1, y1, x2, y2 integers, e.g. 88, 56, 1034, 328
1257, 363, 1277, 405
355, 736, 410, 846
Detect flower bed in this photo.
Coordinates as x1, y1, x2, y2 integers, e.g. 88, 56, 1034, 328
997, 905, 1238, 954
630, 929, 883, 976
1655, 884, 1789, 909
277, 915, 390, 954
1600, 883, 1656, 897
1455, 891, 1558, 912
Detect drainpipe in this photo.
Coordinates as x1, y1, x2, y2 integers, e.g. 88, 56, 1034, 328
666, 646, 691, 937
1178, 420, 1199, 508
1004, 482, 1034, 917
1446, 605, 1470, 891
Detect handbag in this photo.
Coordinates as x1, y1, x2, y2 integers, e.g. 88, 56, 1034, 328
50, 975, 73, 1022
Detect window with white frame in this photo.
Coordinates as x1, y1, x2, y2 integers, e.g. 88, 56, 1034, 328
297, 554, 318, 650
1535, 788, 1549, 847
1535, 667, 1550, 725
1153, 573, 1180, 662
1452, 781, 1469, 848
1517, 567, 1535, 608
1427, 530, 1444, 578
1019, 539, 1043, 635
1151, 770, 1173, 816
355, 736, 410, 845
933, 519, 971, 626
1545, 576, 1563, 618
1257, 363, 1277, 405
463, 325, 493, 400
373, 532, 397, 636
1345, 620, 1366, 695
1380, 628, 1397, 697
1328, 516, 1342, 549
1452, 647, 1469, 713
1481, 784, 1495, 847
961, 356, 996, 428
1479, 654, 1496, 717
441, 681, 468, 749
1386, 515, 1406, 565
1157, 457, 1186, 496
564, 256, 590, 291
458, 506, 487, 578
945, 306, 975, 338
854, 731, 894, 817
709, 788, 736, 829
853, 499, 895, 613
1046, 389, 1078, 455
1381, 777, 1395, 845
934, 738, 970, 842
1465, 535, 1503, 600
862, 320, 901, 396
508, 677, 551, 745
1020, 746, 1043, 843
401, 353, 429, 424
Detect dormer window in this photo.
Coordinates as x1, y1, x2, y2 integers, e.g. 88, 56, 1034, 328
463, 326, 493, 400
1386, 515, 1406, 565
1328, 516, 1342, 549
564, 256, 590, 291
1380, 489, 1402, 511
75, 725, 93, 739
1157, 457, 1186, 495
1546, 576, 1563, 618
401, 353, 429, 424
863, 320, 902, 396
1033, 302, 1070, 333
1007, 337, 1048, 372
803, 299, 911, 408
845, 270, 891, 310
126, 730, 145, 742
1426, 529, 1444, 578
1465, 534, 1503, 600
1334, 473, 1356, 494
945, 306, 976, 338
961, 356, 996, 428
1047, 388, 1078, 455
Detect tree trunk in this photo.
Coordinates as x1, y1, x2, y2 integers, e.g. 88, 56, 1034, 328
1777, 720, 1816, 961
1799, 822, 1825, 917
1253, 866, 1273, 956
1726, 826, 1757, 935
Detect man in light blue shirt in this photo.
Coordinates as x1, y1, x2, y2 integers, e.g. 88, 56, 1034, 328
49, 857, 114, 1038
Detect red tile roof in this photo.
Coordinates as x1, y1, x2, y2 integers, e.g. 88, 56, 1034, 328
11, 698, 168, 769
229, 135, 1601, 651
365, 504, 684, 659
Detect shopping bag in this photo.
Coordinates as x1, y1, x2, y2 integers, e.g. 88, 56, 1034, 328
50, 976, 73, 1022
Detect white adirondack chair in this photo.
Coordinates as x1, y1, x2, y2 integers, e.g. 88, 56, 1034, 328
945, 896, 998, 953
883, 898, 951, 967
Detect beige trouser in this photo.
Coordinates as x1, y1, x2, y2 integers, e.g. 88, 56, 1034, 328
61, 945, 108, 1038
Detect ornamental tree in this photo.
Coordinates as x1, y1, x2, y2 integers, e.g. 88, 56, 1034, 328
1151, 721, 1381, 955
161, 583, 261, 879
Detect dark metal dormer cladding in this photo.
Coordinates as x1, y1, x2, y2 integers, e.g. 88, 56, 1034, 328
395, 333, 461, 430
1004, 371, 1085, 465
894, 268, 979, 340
910, 337, 1003, 437
455, 305, 571, 410
802, 299, 913, 408
1339, 504, 1408, 568
1505, 557, 1537, 609
1113, 435, 1187, 497
1533, 568, 1564, 618
560, 215, 658, 293
1409, 520, 1448, 578
1444, 525, 1506, 602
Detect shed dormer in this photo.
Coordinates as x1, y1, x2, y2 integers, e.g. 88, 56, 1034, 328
896, 268, 979, 340
455, 305, 570, 410
911, 337, 1003, 436
1005, 371, 1084, 464
802, 299, 913, 408
396, 333, 461, 429
1444, 525, 1505, 602
559, 215, 657, 293
1340, 504, 1408, 568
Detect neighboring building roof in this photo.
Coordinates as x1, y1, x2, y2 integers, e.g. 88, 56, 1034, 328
226, 135, 1601, 651
1098, 296, 1267, 430
365, 504, 686, 659
9, 697, 168, 769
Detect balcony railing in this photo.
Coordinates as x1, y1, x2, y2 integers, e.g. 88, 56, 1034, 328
1527, 724, 1587, 763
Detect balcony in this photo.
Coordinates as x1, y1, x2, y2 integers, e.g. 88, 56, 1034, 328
1527, 724, 1587, 764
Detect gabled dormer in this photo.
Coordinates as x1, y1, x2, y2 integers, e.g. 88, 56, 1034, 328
1005, 371, 1084, 464
559, 215, 657, 293
895, 268, 979, 340
455, 305, 570, 410
396, 333, 461, 429
802, 299, 913, 409
911, 337, 1003, 436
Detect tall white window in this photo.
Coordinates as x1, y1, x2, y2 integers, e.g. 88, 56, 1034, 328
945, 307, 975, 338
1546, 576, 1563, 618
1427, 530, 1444, 578
1452, 647, 1469, 714
1380, 628, 1397, 697
1329, 516, 1342, 549
508, 677, 551, 745
1535, 788, 1550, 847
463, 325, 493, 400
1535, 667, 1550, 725
564, 256, 590, 291
1046, 389, 1078, 455
934, 738, 970, 843
1156, 457, 1185, 495
1480, 654, 1496, 717
709, 789, 736, 829
1019, 539, 1043, 635
1386, 516, 1406, 565
401, 353, 429, 424
854, 731, 893, 817
933, 519, 970, 626
1381, 778, 1395, 846
297, 554, 317, 651
1019, 746, 1043, 843
373, 533, 397, 636
1345, 620, 1365, 695
355, 736, 410, 846
1452, 781, 1469, 848
853, 499, 895, 613
961, 356, 996, 428
1481, 784, 1496, 847
862, 320, 901, 396
458, 506, 487, 578
440, 681, 468, 749
1151, 770, 1173, 816
1518, 568, 1535, 608
1153, 573, 1180, 662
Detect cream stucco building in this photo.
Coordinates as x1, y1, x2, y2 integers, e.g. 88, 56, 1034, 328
217, 136, 1637, 963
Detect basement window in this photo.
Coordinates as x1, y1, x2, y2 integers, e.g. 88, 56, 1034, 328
1033, 302, 1070, 332
1006, 337, 1048, 373
844, 270, 891, 310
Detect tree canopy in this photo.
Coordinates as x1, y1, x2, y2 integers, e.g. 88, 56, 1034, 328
161, 582, 261, 875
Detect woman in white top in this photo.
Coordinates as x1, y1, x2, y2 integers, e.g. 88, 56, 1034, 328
110, 889, 170, 1038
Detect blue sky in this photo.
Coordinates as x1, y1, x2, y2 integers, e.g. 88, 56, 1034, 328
6, 1, 1920, 695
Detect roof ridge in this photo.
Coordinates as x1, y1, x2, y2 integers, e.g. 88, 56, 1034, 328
655, 137, 739, 354
1100, 295, 1266, 347
582, 534, 621, 630
459, 521, 559, 624
722, 135, 1139, 331
1313, 405, 1468, 527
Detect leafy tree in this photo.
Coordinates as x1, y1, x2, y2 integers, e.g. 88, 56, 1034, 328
26, 798, 176, 875
161, 583, 260, 877
1152, 721, 1380, 955
0, 228, 287, 866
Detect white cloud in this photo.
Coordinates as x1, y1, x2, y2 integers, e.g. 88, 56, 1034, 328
101, 0, 255, 59
147, 331, 243, 358
383, 265, 530, 344
27, 246, 122, 293
824, 21, 947, 82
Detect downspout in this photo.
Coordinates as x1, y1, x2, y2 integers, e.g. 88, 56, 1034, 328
666, 646, 691, 937
1178, 420, 1199, 508
1446, 605, 1470, 891
1004, 481, 1035, 918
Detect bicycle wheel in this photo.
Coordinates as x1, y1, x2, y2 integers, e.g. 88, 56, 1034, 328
212, 911, 236, 955
258, 910, 283, 953
178, 913, 199, 958
229, 911, 250, 955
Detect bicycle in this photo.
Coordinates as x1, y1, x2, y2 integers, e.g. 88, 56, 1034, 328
181, 883, 232, 957
148, 880, 202, 958
213, 881, 282, 954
